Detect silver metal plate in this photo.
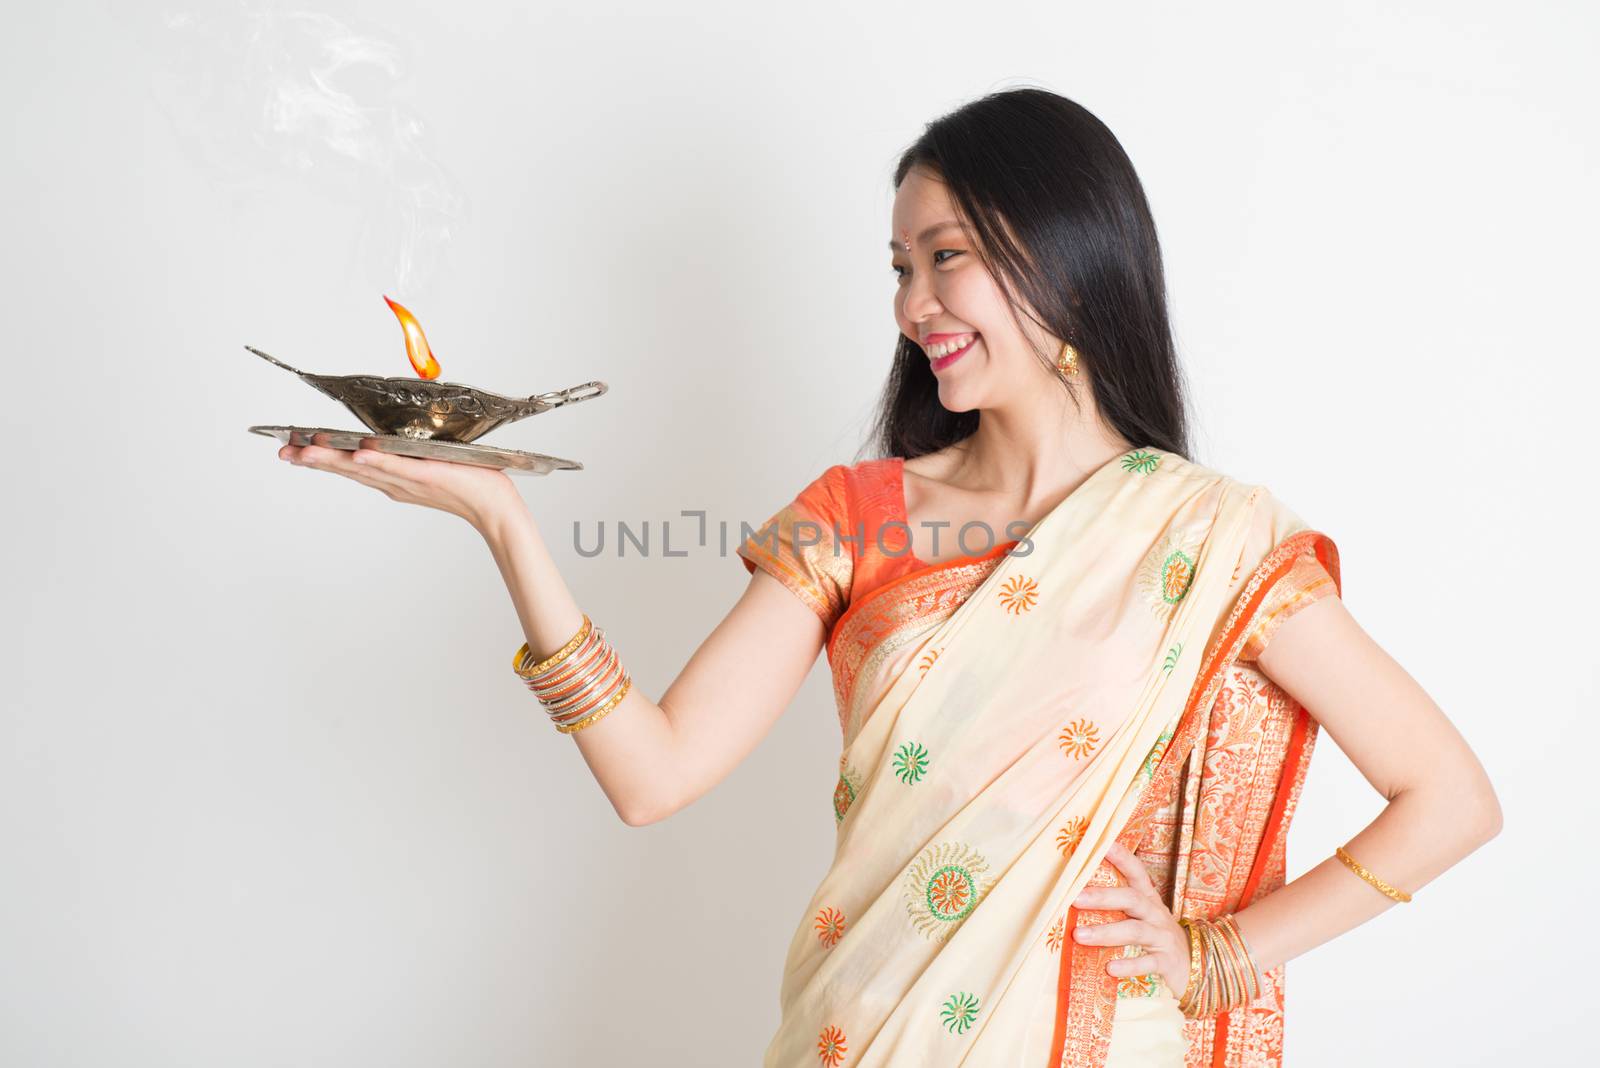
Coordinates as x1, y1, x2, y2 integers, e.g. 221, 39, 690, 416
248, 425, 583, 476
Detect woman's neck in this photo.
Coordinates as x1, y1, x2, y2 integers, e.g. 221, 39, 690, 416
949, 386, 1133, 510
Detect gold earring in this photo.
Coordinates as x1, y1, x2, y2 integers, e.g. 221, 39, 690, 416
1056, 339, 1080, 378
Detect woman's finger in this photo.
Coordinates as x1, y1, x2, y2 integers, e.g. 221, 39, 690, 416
1107, 952, 1162, 978
292, 445, 413, 496
1104, 840, 1160, 897
347, 442, 438, 485
1073, 884, 1147, 913
1072, 918, 1158, 948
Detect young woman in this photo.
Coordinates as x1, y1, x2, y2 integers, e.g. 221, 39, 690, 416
275, 88, 1502, 1066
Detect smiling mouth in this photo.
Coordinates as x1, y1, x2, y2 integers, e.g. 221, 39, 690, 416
929, 334, 979, 370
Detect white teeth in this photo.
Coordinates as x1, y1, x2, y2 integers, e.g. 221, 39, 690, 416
930, 334, 975, 359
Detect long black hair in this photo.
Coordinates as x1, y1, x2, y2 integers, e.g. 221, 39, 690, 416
862, 87, 1193, 464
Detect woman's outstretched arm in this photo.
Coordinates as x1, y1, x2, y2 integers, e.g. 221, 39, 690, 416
274, 433, 831, 829
480, 502, 830, 826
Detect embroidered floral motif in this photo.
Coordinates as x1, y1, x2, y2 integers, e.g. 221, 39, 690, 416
917, 646, 942, 676
892, 741, 930, 784
1055, 816, 1087, 858
1114, 943, 1161, 998
1136, 524, 1205, 620
814, 906, 846, 948
940, 991, 981, 1035
1116, 972, 1160, 999
1162, 641, 1183, 674
833, 762, 864, 825
1141, 729, 1173, 782
1121, 449, 1162, 475
1046, 916, 1066, 954
1057, 718, 1100, 760
904, 841, 994, 942
817, 1024, 848, 1065
997, 574, 1039, 614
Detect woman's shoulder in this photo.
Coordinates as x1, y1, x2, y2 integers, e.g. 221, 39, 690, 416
1146, 452, 1304, 525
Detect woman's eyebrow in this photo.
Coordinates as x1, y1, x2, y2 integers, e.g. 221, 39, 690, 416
887, 221, 963, 251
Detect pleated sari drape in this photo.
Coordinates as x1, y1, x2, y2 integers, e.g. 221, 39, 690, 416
742, 447, 1341, 1067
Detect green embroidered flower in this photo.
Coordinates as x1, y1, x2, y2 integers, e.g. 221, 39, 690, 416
1121, 449, 1161, 475
1142, 729, 1174, 782
1162, 641, 1183, 674
1137, 525, 1205, 620
940, 991, 981, 1034
892, 741, 931, 785
833, 764, 864, 825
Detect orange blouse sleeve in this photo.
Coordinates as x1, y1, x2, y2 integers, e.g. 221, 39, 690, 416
1238, 547, 1339, 662
737, 464, 855, 630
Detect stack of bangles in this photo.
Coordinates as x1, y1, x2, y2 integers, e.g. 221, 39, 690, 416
1175, 842, 1412, 1019
1174, 914, 1261, 1019
511, 614, 631, 734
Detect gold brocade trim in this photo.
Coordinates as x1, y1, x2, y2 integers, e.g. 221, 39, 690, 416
826, 547, 1013, 738
1147, 527, 1336, 913
1052, 524, 1342, 1068
736, 502, 854, 627
1238, 551, 1338, 661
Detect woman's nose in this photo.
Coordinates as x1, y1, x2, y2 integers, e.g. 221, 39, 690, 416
902, 276, 942, 327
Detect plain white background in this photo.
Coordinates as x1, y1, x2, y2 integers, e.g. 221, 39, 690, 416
4, 1, 1594, 1064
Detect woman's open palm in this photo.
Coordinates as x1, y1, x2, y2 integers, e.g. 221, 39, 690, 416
277, 433, 521, 533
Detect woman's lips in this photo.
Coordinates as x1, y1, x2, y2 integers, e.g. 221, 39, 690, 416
931, 334, 978, 372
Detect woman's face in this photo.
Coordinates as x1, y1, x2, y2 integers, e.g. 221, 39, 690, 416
889, 165, 1056, 410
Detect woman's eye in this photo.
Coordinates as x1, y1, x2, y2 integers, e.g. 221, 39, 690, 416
890, 250, 963, 279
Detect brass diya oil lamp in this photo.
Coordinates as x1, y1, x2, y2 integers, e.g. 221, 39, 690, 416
247, 296, 607, 475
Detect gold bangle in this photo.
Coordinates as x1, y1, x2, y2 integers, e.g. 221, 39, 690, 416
1176, 919, 1203, 1016
1334, 844, 1413, 903
542, 645, 621, 712
1205, 921, 1241, 1013
1216, 914, 1262, 1002
554, 676, 631, 733
1177, 916, 1258, 1019
513, 614, 592, 679
1196, 920, 1216, 1016
1201, 921, 1233, 1012
547, 656, 626, 722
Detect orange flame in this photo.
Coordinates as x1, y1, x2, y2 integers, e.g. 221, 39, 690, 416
383, 295, 441, 379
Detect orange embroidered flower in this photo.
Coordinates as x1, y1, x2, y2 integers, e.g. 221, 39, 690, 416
817, 1024, 848, 1065
814, 906, 846, 948
917, 647, 942, 675
1056, 816, 1087, 858
929, 868, 974, 917
1118, 973, 1158, 998
998, 574, 1039, 614
1058, 718, 1100, 760
1046, 916, 1066, 953
1162, 552, 1195, 603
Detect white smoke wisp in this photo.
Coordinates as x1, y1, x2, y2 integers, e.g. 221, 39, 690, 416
149, 1, 467, 297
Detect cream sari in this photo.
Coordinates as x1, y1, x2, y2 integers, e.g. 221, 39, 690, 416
753, 447, 1339, 1066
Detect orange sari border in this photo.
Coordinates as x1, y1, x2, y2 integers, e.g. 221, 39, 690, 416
825, 538, 1021, 737
1045, 528, 1343, 1068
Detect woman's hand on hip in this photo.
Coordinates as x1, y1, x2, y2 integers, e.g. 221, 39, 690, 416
1070, 840, 1189, 998
277, 434, 524, 534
